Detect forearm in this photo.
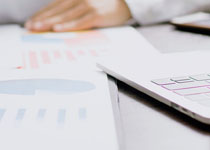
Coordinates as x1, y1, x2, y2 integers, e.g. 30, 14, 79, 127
125, 0, 210, 25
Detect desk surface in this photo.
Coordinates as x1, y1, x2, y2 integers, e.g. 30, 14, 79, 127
118, 24, 210, 150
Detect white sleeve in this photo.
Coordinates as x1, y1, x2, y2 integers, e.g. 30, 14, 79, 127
125, 0, 210, 25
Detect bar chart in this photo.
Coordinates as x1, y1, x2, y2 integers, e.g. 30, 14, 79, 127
18, 48, 107, 69
0, 107, 87, 126
17, 30, 110, 70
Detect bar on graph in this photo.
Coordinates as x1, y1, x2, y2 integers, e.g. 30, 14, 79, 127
29, 51, 39, 69
41, 51, 51, 64
0, 109, 6, 121
79, 108, 87, 120
89, 50, 98, 57
16, 109, 26, 121
66, 50, 75, 61
77, 50, 85, 56
57, 109, 66, 124
54, 51, 61, 59
37, 109, 46, 121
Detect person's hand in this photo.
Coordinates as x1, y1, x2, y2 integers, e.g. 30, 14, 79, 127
25, 0, 131, 32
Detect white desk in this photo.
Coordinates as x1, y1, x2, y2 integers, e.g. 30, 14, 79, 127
118, 24, 210, 150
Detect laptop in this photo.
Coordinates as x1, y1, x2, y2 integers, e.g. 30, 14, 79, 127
97, 26, 210, 124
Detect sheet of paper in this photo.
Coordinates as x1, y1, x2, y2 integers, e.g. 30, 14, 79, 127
0, 26, 138, 150
0, 69, 119, 150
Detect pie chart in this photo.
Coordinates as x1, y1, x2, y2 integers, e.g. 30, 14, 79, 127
0, 79, 96, 95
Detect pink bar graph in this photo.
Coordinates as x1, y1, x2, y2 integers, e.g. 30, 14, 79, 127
41, 51, 51, 64
29, 51, 39, 69
78, 50, 85, 56
89, 50, 98, 57
66, 50, 75, 61
54, 51, 61, 59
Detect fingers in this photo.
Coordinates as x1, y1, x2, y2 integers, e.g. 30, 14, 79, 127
25, 0, 131, 32
26, 3, 89, 31
30, 0, 63, 19
26, 0, 97, 32
33, 0, 79, 20
25, 0, 79, 30
53, 11, 98, 32
36, 2, 90, 31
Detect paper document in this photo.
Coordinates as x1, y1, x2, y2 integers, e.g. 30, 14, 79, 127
0, 69, 118, 150
0, 25, 136, 150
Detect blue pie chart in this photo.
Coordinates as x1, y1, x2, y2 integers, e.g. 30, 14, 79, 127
0, 79, 96, 95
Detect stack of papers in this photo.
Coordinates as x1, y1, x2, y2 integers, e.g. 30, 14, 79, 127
0, 25, 137, 150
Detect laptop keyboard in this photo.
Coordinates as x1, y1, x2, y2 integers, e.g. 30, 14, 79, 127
152, 74, 210, 106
